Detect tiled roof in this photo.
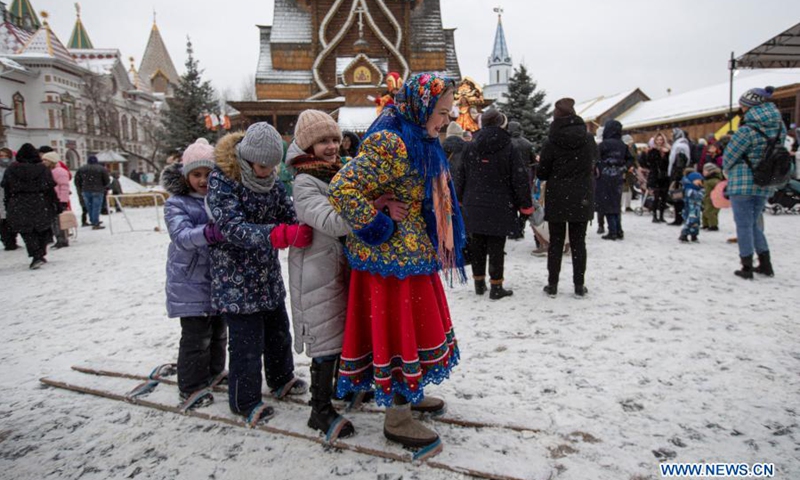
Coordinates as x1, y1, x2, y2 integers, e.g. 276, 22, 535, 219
443, 28, 461, 80
139, 23, 179, 85
8, 0, 40, 31
18, 22, 77, 65
0, 20, 30, 54
410, 0, 445, 53
574, 90, 638, 123
271, 0, 312, 44
256, 25, 313, 84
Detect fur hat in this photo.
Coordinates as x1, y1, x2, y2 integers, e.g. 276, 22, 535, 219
553, 98, 576, 118
445, 121, 464, 138
294, 110, 342, 152
41, 151, 61, 164
181, 138, 216, 177
16, 143, 40, 163
739, 86, 774, 108
480, 108, 507, 129
236, 122, 284, 167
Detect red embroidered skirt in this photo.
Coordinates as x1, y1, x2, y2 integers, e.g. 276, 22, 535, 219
336, 270, 459, 407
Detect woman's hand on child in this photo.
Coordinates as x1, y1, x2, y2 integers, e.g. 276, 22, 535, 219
373, 193, 409, 221
204, 223, 225, 245
269, 223, 314, 249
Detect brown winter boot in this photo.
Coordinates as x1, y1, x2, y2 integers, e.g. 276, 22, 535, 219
384, 404, 439, 448
410, 396, 446, 414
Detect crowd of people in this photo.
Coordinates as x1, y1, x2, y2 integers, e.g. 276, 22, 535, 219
2, 73, 795, 454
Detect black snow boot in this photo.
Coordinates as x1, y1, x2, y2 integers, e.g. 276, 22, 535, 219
474, 277, 487, 295
734, 255, 754, 280
308, 360, 354, 439
574, 285, 588, 297
489, 281, 513, 300
754, 251, 774, 277
543, 284, 557, 297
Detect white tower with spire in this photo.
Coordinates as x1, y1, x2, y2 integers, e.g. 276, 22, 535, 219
484, 6, 512, 101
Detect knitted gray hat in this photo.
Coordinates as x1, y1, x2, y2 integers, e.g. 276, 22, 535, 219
236, 122, 284, 167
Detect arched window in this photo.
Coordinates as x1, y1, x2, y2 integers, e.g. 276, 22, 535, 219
131, 117, 139, 142
12, 92, 26, 126
86, 106, 96, 135
121, 115, 129, 141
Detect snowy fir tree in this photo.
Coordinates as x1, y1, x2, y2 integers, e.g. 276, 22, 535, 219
162, 38, 217, 152
495, 64, 551, 149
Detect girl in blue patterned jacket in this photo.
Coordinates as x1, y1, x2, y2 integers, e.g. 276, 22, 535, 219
206, 122, 312, 425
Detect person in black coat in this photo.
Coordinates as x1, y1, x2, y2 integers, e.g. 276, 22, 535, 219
0, 143, 58, 269
595, 120, 633, 240
74, 155, 110, 229
507, 121, 537, 240
537, 98, 597, 297
644, 132, 671, 222
454, 109, 532, 300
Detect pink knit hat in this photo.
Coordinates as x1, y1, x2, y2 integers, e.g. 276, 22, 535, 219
181, 138, 215, 177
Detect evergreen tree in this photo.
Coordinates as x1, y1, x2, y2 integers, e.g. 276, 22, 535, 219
495, 64, 551, 150
162, 38, 216, 152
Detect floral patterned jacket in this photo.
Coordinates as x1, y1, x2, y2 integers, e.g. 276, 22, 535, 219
206, 132, 297, 314
329, 131, 439, 278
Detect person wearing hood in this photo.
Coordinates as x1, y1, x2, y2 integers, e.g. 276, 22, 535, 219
0, 147, 18, 250
679, 170, 704, 242
0, 143, 58, 269
162, 138, 227, 410
723, 86, 786, 279
339, 130, 361, 162
206, 122, 313, 425
285, 110, 358, 440
329, 73, 465, 449
702, 162, 724, 231
667, 128, 692, 225
74, 155, 110, 229
595, 120, 633, 240
442, 121, 466, 174
645, 133, 671, 222
455, 108, 533, 299
507, 120, 537, 240
537, 98, 597, 297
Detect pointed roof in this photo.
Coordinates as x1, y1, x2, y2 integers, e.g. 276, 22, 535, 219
8, 0, 40, 32
17, 14, 77, 66
67, 4, 93, 49
138, 19, 179, 89
488, 11, 511, 66
127, 56, 151, 93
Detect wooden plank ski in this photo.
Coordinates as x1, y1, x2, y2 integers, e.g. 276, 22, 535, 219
72, 358, 549, 434
42, 369, 552, 480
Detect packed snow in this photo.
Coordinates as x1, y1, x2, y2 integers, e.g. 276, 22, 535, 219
1, 199, 798, 480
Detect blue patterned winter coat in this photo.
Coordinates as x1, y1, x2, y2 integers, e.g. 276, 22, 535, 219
723, 102, 787, 197
162, 163, 215, 318
206, 132, 297, 315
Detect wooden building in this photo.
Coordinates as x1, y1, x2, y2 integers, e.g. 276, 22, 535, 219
229, 0, 462, 135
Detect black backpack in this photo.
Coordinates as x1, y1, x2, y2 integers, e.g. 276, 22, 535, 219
743, 125, 793, 187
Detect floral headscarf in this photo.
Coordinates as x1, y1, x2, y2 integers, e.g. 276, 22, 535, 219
362, 72, 466, 283
395, 73, 455, 128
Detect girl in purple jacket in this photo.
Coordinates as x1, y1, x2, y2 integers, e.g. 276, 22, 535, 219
163, 139, 227, 409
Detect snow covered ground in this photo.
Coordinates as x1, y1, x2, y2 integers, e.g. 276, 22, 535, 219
1, 202, 798, 480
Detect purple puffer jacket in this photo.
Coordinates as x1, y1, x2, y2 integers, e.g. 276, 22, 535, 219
163, 163, 215, 318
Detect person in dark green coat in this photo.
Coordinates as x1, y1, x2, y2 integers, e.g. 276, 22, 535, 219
702, 163, 724, 230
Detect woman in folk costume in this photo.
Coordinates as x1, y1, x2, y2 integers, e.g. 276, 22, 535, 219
329, 73, 466, 451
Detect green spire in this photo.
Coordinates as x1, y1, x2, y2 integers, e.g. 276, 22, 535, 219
8, 0, 41, 33
67, 4, 93, 49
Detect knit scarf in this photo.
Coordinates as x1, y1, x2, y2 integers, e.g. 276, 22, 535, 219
364, 105, 467, 284
291, 154, 342, 184
237, 152, 276, 193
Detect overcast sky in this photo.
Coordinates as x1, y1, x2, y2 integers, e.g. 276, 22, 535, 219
41, 0, 796, 106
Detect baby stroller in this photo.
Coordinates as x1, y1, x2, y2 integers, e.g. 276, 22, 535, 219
766, 179, 800, 215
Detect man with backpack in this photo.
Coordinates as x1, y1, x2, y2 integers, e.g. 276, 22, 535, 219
723, 86, 787, 280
